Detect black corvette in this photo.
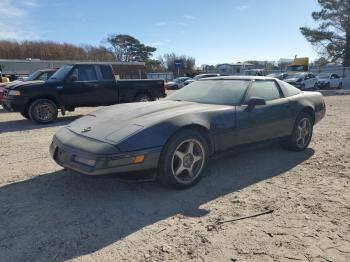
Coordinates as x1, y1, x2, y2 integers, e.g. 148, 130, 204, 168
50, 76, 326, 189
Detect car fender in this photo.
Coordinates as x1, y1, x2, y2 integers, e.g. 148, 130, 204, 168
117, 114, 212, 153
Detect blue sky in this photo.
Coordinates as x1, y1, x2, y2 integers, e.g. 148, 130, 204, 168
0, 0, 321, 65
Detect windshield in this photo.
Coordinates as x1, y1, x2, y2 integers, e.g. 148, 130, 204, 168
317, 73, 331, 78
26, 70, 41, 81
286, 73, 303, 79
48, 65, 73, 81
166, 80, 249, 105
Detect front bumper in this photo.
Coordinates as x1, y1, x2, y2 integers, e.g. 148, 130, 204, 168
2, 96, 28, 112
50, 136, 162, 176
317, 82, 329, 89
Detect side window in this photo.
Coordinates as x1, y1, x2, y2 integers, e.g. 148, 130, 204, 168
332, 74, 339, 79
71, 66, 98, 81
38, 73, 49, 81
246, 81, 281, 102
100, 65, 114, 80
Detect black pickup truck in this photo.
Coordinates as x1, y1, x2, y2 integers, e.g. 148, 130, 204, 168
2, 63, 166, 124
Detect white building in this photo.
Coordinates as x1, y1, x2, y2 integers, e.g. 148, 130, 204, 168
216, 62, 255, 75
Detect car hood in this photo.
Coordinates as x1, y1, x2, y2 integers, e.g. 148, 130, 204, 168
166, 81, 176, 86
65, 100, 224, 145
6, 80, 45, 89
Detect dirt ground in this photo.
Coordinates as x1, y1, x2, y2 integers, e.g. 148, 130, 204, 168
0, 91, 349, 262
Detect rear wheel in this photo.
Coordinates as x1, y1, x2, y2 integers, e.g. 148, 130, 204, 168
337, 82, 342, 89
283, 112, 313, 151
135, 94, 151, 102
158, 129, 209, 189
28, 99, 58, 124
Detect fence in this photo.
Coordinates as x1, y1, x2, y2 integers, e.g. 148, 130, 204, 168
264, 66, 350, 78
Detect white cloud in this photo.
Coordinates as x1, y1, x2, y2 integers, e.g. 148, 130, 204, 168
184, 15, 196, 20
0, 0, 25, 17
22, 0, 40, 7
237, 5, 249, 11
147, 40, 171, 46
0, 0, 40, 40
155, 21, 187, 27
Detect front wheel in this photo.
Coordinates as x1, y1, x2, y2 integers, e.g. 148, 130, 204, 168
20, 110, 30, 119
283, 112, 313, 151
158, 129, 209, 189
28, 99, 58, 124
337, 82, 342, 89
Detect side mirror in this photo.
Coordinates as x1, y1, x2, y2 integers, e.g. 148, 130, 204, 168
246, 97, 266, 110
68, 75, 77, 82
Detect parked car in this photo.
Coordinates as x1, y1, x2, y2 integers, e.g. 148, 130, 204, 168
2, 63, 166, 123
243, 69, 266, 76
50, 76, 325, 189
284, 72, 318, 90
267, 72, 288, 80
0, 76, 10, 103
22, 68, 58, 82
183, 73, 220, 86
316, 73, 342, 89
166, 77, 191, 90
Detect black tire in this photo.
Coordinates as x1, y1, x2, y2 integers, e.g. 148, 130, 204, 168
337, 82, 342, 89
28, 99, 58, 124
325, 83, 330, 90
135, 94, 151, 102
283, 112, 313, 151
300, 84, 305, 90
158, 129, 209, 189
20, 110, 30, 119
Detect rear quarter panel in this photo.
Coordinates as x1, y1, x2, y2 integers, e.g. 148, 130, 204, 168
288, 91, 326, 124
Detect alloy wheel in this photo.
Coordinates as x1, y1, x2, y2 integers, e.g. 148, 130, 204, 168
34, 103, 55, 122
296, 118, 311, 148
171, 139, 205, 184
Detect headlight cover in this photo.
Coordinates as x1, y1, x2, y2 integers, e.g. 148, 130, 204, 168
8, 90, 21, 96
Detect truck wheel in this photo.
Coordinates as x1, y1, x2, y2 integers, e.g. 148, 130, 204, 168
28, 99, 58, 124
157, 129, 209, 189
20, 110, 30, 119
135, 94, 151, 102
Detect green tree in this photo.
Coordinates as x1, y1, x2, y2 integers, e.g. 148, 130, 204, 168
106, 34, 156, 62
312, 57, 329, 67
161, 53, 196, 76
300, 0, 350, 66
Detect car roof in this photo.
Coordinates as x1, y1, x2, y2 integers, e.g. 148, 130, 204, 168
200, 76, 277, 81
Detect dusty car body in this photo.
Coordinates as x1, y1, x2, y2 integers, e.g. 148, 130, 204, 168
51, 76, 326, 189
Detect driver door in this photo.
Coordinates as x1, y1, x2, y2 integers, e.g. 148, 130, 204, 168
235, 80, 295, 145
61, 65, 101, 107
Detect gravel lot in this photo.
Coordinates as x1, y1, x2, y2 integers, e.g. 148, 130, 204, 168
0, 91, 349, 262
